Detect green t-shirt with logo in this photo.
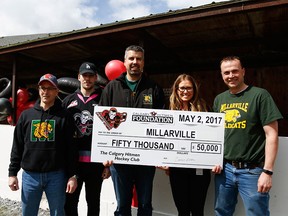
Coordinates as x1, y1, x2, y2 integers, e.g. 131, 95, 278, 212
213, 86, 283, 162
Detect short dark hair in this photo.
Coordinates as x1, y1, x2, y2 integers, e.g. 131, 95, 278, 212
124, 45, 144, 59
220, 56, 243, 68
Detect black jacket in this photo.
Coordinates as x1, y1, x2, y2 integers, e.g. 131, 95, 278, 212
99, 73, 165, 109
8, 98, 77, 177
62, 88, 102, 162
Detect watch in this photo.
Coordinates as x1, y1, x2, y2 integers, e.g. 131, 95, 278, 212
262, 169, 273, 176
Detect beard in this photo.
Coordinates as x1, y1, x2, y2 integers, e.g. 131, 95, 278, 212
128, 70, 142, 80
129, 69, 142, 75
127, 65, 143, 77
83, 83, 94, 91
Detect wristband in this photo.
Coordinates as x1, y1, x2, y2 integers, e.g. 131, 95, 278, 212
262, 169, 273, 176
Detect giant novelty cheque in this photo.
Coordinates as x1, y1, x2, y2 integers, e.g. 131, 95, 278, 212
91, 106, 225, 168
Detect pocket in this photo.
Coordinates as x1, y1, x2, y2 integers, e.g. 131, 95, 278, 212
248, 166, 263, 175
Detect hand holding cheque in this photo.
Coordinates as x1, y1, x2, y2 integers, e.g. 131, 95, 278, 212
91, 106, 224, 169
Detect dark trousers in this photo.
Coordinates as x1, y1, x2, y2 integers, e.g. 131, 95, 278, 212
110, 164, 155, 216
65, 162, 104, 216
169, 167, 211, 216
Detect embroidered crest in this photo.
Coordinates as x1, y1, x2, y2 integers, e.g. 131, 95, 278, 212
31, 120, 55, 141
143, 94, 152, 105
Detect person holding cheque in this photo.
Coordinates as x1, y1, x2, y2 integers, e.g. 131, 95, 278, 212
162, 74, 211, 216
212, 56, 282, 216
99, 45, 165, 216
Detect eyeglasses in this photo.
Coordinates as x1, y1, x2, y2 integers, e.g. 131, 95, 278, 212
39, 86, 57, 91
178, 86, 193, 92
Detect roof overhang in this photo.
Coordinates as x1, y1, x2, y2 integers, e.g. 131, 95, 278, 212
0, 0, 287, 83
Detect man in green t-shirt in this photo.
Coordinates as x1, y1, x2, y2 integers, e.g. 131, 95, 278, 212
212, 56, 283, 216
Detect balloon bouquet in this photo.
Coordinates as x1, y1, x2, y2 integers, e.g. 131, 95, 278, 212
57, 60, 126, 95
6, 88, 37, 125
0, 61, 138, 204
0, 78, 12, 123
0, 60, 126, 125
0, 78, 37, 125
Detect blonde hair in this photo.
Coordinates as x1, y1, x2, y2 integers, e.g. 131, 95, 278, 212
169, 74, 208, 111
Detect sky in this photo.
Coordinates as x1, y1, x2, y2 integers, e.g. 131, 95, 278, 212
0, 0, 227, 36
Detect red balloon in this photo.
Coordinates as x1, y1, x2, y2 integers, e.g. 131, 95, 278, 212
105, 60, 126, 81
7, 115, 13, 125
17, 88, 29, 107
7, 100, 36, 125
22, 100, 35, 109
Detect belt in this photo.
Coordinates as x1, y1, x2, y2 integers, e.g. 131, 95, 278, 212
224, 160, 264, 169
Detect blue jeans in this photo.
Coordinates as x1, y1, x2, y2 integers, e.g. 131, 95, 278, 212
214, 163, 270, 216
110, 164, 155, 216
21, 170, 66, 216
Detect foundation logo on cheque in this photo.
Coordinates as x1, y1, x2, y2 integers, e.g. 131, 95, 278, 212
97, 108, 127, 130
132, 111, 174, 124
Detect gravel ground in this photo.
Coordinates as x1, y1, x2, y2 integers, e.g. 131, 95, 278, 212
0, 197, 50, 216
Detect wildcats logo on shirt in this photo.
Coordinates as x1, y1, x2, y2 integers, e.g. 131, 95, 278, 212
220, 103, 248, 129
67, 100, 78, 109
31, 120, 56, 141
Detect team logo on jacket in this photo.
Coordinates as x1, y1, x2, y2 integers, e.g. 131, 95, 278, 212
96, 108, 127, 130
31, 120, 55, 141
74, 110, 93, 137
143, 94, 152, 105
67, 100, 78, 109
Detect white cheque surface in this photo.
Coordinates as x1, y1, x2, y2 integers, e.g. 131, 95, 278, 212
91, 106, 224, 169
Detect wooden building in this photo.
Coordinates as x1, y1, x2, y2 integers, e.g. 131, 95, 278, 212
0, 0, 287, 135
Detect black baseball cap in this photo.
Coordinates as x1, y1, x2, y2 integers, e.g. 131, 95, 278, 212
79, 62, 97, 75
